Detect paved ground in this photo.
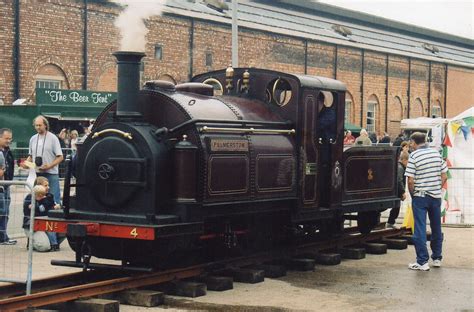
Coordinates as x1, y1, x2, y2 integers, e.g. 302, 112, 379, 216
1, 227, 472, 311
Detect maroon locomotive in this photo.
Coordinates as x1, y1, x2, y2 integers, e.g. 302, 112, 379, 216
36, 52, 399, 269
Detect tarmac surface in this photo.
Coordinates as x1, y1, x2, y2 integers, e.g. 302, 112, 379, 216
0, 227, 472, 311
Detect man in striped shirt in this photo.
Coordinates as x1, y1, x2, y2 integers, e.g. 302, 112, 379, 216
405, 132, 448, 271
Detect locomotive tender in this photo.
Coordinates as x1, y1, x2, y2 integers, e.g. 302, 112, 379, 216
35, 51, 399, 269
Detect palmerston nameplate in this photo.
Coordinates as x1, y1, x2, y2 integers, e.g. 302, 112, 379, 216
210, 139, 249, 152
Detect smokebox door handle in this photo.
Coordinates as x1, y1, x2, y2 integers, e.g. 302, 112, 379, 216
92, 129, 133, 140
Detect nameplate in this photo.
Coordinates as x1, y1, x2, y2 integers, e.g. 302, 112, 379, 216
210, 139, 249, 152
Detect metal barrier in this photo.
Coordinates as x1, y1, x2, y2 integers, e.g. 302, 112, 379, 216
444, 167, 474, 225
11, 148, 74, 179
0, 180, 35, 295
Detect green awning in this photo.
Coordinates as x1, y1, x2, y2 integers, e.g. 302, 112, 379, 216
344, 122, 362, 133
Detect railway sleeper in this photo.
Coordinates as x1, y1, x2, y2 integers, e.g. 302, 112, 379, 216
360, 242, 388, 254
99, 289, 165, 307
219, 267, 265, 284
196, 275, 234, 291
247, 264, 287, 278
152, 280, 207, 298
375, 238, 408, 250
339, 247, 366, 259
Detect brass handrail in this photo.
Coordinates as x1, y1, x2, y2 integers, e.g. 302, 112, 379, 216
92, 129, 133, 140
200, 126, 295, 135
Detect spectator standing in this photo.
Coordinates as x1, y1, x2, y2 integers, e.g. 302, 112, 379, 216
369, 132, 377, 144
0, 128, 16, 245
386, 151, 409, 228
400, 141, 410, 154
393, 133, 404, 146
69, 130, 79, 154
343, 130, 355, 145
354, 129, 372, 146
22, 116, 64, 204
379, 132, 391, 144
58, 128, 69, 148
405, 132, 448, 271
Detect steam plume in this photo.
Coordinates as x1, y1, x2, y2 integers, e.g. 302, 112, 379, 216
112, 0, 166, 52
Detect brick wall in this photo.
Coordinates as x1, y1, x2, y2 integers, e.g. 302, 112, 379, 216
0, 0, 15, 105
0, 1, 471, 133
447, 66, 474, 117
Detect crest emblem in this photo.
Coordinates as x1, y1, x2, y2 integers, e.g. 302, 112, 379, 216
367, 168, 374, 181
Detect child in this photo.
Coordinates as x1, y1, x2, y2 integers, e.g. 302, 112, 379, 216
23, 177, 61, 251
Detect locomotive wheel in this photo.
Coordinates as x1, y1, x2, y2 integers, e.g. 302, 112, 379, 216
357, 211, 381, 234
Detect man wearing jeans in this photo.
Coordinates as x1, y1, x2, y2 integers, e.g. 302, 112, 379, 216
0, 128, 16, 245
405, 132, 448, 271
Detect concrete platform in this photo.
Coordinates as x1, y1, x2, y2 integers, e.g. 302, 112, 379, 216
1, 227, 472, 311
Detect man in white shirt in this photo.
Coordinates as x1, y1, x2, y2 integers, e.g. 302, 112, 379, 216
23, 116, 64, 204
405, 132, 448, 271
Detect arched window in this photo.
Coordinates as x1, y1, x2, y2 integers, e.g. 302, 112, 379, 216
389, 96, 403, 136
431, 100, 442, 117
35, 64, 68, 90
345, 92, 354, 124
411, 98, 423, 118
366, 94, 379, 133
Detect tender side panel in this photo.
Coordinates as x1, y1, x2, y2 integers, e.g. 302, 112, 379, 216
342, 146, 398, 202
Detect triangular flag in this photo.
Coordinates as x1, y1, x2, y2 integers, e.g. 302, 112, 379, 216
451, 122, 461, 135
461, 126, 470, 140
446, 158, 452, 168
463, 116, 474, 127
442, 145, 449, 158
443, 135, 452, 147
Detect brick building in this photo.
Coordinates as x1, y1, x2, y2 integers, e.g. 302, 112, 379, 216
0, 0, 472, 138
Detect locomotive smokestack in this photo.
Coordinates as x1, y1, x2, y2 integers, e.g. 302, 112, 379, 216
113, 51, 145, 118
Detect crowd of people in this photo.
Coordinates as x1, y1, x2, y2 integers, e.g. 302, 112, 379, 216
344, 129, 410, 147
0, 116, 90, 251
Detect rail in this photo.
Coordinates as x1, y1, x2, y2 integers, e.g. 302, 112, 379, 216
0, 225, 407, 310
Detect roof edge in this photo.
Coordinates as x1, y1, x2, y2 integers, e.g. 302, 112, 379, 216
255, 0, 474, 49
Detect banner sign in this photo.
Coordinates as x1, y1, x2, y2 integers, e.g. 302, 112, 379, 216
36, 88, 117, 106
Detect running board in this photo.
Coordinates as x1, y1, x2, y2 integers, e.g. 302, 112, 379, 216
51, 260, 154, 272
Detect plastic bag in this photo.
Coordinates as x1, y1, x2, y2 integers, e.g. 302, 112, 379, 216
402, 203, 414, 233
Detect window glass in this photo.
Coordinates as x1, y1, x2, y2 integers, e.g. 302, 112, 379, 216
367, 101, 376, 132
35, 80, 61, 89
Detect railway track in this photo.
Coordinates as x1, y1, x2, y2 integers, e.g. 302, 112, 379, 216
0, 226, 409, 311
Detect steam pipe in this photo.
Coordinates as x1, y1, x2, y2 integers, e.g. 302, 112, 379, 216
113, 51, 146, 118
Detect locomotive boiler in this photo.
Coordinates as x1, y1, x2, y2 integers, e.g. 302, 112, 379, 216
36, 51, 399, 269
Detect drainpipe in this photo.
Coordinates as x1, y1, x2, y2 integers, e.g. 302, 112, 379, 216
359, 50, 365, 128
427, 61, 431, 117
304, 40, 308, 75
444, 64, 448, 118
333, 45, 338, 80
83, 0, 88, 89
13, 0, 20, 100
385, 54, 389, 132
188, 18, 194, 80
231, 0, 238, 67
407, 58, 411, 119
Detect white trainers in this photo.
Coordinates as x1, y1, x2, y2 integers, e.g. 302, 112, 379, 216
408, 262, 430, 271
432, 259, 442, 268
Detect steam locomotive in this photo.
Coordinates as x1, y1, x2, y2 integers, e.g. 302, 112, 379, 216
35, 51, 399, 269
